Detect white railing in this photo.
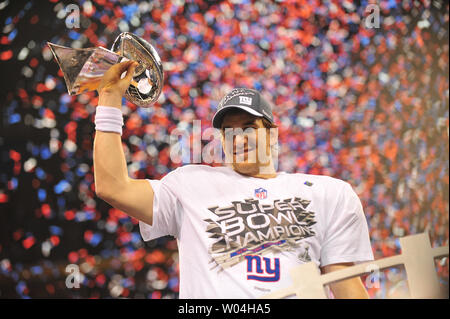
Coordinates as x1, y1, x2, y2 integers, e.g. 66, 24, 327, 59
262, 232, 449, 299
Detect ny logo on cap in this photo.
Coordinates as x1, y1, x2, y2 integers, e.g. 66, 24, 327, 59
239, 96, 252, 106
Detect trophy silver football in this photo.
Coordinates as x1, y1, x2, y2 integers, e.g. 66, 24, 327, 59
47, 32, 163, 107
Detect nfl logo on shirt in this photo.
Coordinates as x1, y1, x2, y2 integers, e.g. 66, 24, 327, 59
254, 188, 267, 199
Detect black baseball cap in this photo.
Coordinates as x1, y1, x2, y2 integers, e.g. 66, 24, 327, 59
212, 88, 275, 129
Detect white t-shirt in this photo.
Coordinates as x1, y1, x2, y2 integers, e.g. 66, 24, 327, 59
139, 164, 374, 299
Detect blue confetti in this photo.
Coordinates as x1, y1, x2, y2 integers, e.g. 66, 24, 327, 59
40, 146, 52, 160
9, 177, 18, 190
68, 30, 81, 40
49, 225, 63, 236
89, 233, 103, 247
59, 104, 68, 114
168, 277, 179, 289
122, 4, 138, 21
8, 29, 17, 41
16, 281, 27, 294
54, 180, 70, 194
57, 196, 66, 208
9, 113, 21, 124
38, 189, 46, 201
30, 266, 43, 275
35, 167, 46, 180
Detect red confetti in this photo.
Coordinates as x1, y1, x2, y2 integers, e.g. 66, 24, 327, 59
44, 109, 55, 119
13, 162, 21, 175
46, 284, 55, 295
0, 36, 9, 45
84, 230, 93, 242
145, 250, 166, 264
41, 204, 51, 218
29, 57, 38, 68
151, 291, 162, 299
36, 83, 47, 93
31, 95, 43, 107
64, 121, 78, 142
0, 193, 8, 203
121, 288, 129, 297
50, 235, 60, 246
17, 88, 28, 100
95, 274, 106, 286
13, 229, 23, 241
22, 236, 36, 249
109, 208, 128, 220
0, 50, 13, 60
79, 248, 88, 258
68, 251, 79, 263
64, 210, 75, 220
133, 260, 144, 271
9, 150, 21, 162
100, 14, 109, 25
30, 15, 39, 24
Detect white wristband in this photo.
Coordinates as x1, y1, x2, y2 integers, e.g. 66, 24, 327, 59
95, 106, 124, 135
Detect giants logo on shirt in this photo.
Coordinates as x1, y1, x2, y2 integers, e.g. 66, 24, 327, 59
245, 255, 280, 282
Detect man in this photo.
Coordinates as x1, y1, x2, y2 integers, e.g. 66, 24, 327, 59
93, 61, 374, 299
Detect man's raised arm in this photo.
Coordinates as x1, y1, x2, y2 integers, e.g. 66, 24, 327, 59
93, 61, 154, 225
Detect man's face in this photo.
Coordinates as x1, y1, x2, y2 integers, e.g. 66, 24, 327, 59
220, 110, 274, 175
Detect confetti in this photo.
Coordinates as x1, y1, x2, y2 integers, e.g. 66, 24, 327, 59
0, 0, 447, 300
